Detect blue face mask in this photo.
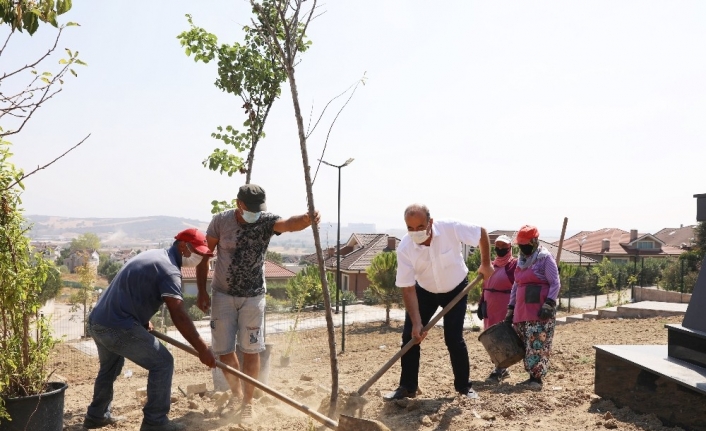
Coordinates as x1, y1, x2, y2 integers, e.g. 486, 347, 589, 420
242, 209, 262, 223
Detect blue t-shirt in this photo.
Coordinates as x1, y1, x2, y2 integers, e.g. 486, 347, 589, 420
90, 245, 183, 329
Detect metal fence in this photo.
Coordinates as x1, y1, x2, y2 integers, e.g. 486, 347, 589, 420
49, 297, 485, 377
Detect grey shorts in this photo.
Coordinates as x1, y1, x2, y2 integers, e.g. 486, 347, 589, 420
210, 289, 265, 355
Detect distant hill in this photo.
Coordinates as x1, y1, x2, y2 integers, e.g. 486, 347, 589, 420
24, 215, 409, 252
25, 215, 209, 246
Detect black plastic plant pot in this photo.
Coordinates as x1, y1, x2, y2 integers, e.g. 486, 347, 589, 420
0, 382, 68, 431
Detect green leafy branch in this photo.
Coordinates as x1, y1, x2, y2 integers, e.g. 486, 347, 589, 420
177, 6, 310, 211
0, 0, 73, 35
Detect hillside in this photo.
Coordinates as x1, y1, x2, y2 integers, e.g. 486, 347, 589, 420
25, 215, 209, 246
25, 215, 409, 252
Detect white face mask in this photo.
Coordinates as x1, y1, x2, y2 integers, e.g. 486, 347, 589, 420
409, 230, 430, 245
182, 251, 203, 267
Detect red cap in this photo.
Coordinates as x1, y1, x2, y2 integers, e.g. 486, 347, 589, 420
174, 228, 213, 256
516, 225, 539, 244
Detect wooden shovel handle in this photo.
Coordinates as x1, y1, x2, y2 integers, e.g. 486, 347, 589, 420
356, 274, 484, 396
151, 330, 339, 430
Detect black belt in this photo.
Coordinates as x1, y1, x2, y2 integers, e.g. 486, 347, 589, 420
482, 288, 511, 294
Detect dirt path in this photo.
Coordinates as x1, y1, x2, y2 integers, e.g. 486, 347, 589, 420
55, 315, 685, 431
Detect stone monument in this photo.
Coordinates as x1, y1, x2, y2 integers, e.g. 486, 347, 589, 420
593, 193, 706, 431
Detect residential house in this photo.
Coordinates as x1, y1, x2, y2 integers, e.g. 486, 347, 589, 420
180, 259, 296, 297
557, 228, 683, 265
30, 242, 61, 263
109, 249, 139, 265
303, 233, 401, 299
65, 249, 100, 273
653, 225, 697, 250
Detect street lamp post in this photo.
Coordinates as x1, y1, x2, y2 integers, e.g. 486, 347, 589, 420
320, 158, 354, 315
577, 236, 587, 267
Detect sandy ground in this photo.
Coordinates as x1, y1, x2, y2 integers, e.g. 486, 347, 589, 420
54, 314, 687, 431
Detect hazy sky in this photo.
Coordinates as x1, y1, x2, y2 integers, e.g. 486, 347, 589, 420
5, 1, 705, 235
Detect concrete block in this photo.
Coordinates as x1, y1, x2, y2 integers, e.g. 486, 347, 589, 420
136, 387, 147, 398
582, 311, 599, 320
565, 314, 585, 323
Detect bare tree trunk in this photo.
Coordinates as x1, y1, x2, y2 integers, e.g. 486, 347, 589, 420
285, 65, 340, 417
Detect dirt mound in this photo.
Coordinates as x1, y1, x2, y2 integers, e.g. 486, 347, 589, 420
57, 315, 687, 430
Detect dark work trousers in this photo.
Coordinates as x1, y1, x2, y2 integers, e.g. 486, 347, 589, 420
399, 278, 471, 394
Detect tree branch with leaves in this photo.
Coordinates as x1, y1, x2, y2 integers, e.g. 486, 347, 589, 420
177, 10, 310, 213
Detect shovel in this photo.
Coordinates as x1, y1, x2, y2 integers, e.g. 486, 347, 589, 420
355, 274, 484, 397
151, 330, 390, 431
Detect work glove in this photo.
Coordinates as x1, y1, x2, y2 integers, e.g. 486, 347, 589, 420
538, 298, 557, 320
503, 305, 514, 324
476, 299, 485, 320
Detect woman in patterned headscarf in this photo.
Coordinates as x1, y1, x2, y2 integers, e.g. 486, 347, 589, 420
504, 225, 560, 389
476, 234, 517, 381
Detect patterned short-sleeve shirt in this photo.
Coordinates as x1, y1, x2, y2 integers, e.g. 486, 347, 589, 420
207, 209, 280, 297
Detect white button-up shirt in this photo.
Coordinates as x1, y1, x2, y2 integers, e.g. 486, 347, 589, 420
396, 220, 481, 293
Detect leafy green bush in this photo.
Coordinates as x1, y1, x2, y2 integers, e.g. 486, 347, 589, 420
1, 143, 57, 419
467, 271, 481, 304
188, 305, 205, 321
266, 282, 288, 300
265, 294, 290, 312
285, 265, 334, 309
363, 288, 379, 305
341, 289, 358, 305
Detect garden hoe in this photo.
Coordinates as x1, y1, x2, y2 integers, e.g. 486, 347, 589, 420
152, 330, 390, 431
347, 274, 485, 408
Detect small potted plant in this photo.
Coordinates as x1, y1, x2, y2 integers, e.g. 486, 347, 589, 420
0, 144, 66, 431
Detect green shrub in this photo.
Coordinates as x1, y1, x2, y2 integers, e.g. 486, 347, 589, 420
362, 288, 379, 305
267, 283, 288, 300
341, 289, 358, 305
188, 305, 205, 321
467, 271, 481, 304
265, 294, 290, 312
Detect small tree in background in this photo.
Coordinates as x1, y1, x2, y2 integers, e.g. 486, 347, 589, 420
71, 256, 97, 338
266, 250, 283, 265
285, 264, 334, 309
69, 232, 100, 253
366, 252, 401, 325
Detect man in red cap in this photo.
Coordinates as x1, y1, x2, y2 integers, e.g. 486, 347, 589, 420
504, 225, 560, 389
84, 228, 217, 431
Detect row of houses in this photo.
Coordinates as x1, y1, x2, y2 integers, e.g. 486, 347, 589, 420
35, 224, 698, 300
298, 225, 698, 299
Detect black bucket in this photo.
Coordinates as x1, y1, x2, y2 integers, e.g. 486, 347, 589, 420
0, 382, 68, 431
478, 322, 525, 369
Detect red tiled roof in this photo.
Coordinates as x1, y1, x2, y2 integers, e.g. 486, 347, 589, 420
181, 259, 295, 280
326, 234, 401, 271
264, 260, 297, 278
301, 233, 401, 271
181, 267, 213, 279
556, 228, 683, 257
653, 225, 697, 248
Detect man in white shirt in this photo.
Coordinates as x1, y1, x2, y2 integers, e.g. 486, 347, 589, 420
384, 203, 493, 401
